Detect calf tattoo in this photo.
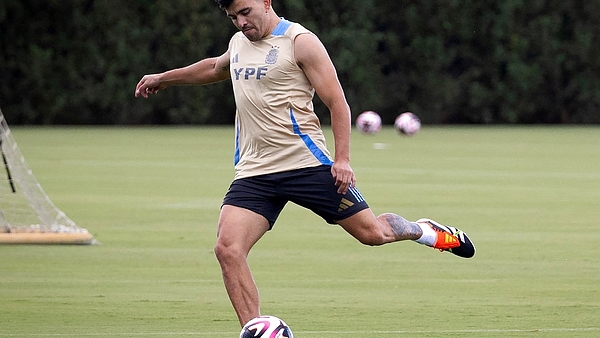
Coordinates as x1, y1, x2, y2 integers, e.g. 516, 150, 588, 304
382, 213, 422, 240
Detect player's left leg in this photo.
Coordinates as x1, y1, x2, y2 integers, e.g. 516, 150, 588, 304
282, 165, 475, 257
337, 210, 475, 258
336, 209, 422, 246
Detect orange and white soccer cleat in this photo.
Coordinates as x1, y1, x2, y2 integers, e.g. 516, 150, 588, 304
417, 218, 476, 258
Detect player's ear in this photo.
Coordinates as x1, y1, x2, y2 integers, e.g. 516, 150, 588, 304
263, 0, 271, 12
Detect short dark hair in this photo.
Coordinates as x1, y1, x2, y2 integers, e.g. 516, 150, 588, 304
215, 0, 234, 9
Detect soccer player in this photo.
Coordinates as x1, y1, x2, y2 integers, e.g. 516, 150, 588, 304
135, 0, 475, 328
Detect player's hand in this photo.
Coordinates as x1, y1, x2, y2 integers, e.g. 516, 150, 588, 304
134, 74, 164, 98
331, 160, 356, 195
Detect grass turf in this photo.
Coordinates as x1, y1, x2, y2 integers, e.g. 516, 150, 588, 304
1, 126, 599, 337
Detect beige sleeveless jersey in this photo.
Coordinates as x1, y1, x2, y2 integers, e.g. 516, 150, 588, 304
228, 19, 333, 179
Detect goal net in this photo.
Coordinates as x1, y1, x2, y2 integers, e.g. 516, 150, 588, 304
0, 108, 95, 244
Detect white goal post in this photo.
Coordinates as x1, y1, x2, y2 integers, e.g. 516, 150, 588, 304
0, 108, 95, 245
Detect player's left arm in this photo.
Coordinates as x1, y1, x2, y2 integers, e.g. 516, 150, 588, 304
295, 33, 355, 194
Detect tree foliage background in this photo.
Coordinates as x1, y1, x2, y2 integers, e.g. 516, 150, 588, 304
1, 0, 599, 125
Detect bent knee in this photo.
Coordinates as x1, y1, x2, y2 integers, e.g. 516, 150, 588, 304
355, 231, 387, 246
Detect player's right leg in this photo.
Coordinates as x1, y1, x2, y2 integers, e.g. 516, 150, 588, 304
214, 205, 271, 327
215, 174, 288, 326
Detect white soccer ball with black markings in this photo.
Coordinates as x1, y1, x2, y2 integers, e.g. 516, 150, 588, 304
356, 111, 382, 134
239, 315, 293, 338
394, 112, 421, 136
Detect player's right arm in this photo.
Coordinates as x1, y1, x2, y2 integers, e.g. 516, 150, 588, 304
135, 50, 231, 98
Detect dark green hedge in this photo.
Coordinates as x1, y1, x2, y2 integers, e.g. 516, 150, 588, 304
1, 0, 599, 124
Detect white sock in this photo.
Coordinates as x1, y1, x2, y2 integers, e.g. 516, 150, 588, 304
414, 221, 437, 246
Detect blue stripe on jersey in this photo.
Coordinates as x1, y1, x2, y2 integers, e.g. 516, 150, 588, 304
348, 186, 365, 203
289, 108, 333, 165
271, 18, 292, 36
234, 118, 240, 165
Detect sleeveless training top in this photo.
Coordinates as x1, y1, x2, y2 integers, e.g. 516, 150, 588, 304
228, 19, 333, 179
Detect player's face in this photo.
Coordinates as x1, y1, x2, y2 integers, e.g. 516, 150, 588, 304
225, 0, 269, 41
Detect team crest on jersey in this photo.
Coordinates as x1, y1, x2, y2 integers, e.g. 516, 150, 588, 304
265, 46, 279, 64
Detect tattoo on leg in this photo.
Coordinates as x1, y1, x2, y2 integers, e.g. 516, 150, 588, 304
382, 213, 422, 240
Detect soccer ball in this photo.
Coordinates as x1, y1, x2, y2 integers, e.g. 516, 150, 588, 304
240, 315, 293, 338
355, 111, 382, 134
394, 112, 421, 136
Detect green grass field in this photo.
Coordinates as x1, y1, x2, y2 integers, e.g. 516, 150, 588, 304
1, 126, 599, 337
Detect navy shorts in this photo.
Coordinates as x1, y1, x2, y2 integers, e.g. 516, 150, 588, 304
222, 165, 369, 228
